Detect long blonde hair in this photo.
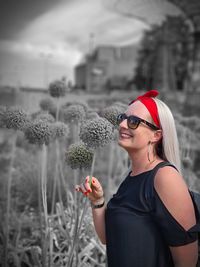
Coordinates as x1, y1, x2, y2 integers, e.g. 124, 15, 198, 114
153, 98, 182, 173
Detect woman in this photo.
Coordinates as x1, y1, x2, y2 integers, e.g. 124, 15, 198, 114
76, 90, 199, 267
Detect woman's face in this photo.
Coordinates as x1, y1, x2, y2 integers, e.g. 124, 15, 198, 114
118, 101, 155, 152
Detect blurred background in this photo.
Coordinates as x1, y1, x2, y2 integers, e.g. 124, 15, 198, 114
0, 0, 200, 266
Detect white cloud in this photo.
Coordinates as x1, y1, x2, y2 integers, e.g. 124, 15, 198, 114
16, 0, 146, 63
0, 0, 149, 86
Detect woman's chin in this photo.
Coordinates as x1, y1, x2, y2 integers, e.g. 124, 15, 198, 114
118, 138, 130, 148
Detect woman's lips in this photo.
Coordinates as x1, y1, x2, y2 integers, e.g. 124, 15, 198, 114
119, 132, 133, 139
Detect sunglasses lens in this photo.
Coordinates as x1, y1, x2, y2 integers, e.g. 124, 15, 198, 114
128, 116, 140, 129
117, 114, 140, 129
117, 114, 126, 125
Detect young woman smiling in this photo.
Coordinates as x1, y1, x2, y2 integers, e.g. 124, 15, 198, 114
76, 90, 199, 267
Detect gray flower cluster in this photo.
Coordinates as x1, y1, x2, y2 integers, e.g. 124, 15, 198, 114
65, 142, 93, 169
51, 122, 69, 139
101, 104, 126, 127
63, 101, 88, 113
35, 113, 55, 123
61, 104, 86, 124
3, 107, 29, 131
24, 120, 55, 145
86, 110, 99, 120
113, 102, 127, 111
48, 80, 67, 98
40, 98, 56, 113
79, 117, 114, 149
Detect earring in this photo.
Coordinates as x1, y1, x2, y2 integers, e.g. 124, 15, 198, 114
147, 141, 155, 163
147, 141, 151, 162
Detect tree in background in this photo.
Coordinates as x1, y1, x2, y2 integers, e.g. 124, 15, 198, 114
133, 16, 191, 91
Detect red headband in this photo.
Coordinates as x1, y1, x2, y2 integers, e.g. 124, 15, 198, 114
129, 90, 160, 128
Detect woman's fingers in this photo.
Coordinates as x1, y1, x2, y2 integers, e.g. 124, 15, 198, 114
75, 176, 103, 199
84, 176, 92, 193
85, 176, 102, 191
75, 183, 87, 195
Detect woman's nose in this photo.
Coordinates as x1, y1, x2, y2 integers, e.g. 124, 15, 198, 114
120, 119, 128, 129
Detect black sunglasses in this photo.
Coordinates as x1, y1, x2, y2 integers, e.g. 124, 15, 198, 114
117, 113, 160, 130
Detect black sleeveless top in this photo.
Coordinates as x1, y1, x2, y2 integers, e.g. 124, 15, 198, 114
105, 162, 199, 267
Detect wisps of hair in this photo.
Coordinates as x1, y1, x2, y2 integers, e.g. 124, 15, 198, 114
154, 98, 182, 174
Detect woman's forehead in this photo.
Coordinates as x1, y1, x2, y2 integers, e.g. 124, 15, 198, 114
126, 101, 151, 118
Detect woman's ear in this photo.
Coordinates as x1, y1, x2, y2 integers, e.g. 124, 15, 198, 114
152, 130, 162, 143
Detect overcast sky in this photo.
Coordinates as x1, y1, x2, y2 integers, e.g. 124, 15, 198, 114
0, 0, 181, 88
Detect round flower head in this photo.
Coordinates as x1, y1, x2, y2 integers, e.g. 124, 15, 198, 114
51, 121, 69, 139
35, 112, 55, 123
113, 101, 127, 111
48, 80, 67, 98
65, 142, 94, 169
61, 104, 86, 124
63, 101, 88, 113
4, 107, 29, 130
86, 110, 99, 120
79, 117, 114, 149
100, 104, 126, 128
40, 98, 56, 112
24, 119, 54, 145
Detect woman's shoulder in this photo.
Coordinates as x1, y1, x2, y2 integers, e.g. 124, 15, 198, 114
154, 164, 188, 204
154, 164, 196, 230
154, 163, 184, 188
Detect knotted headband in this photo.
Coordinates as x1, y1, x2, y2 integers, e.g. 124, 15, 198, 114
129, 90, 160, 128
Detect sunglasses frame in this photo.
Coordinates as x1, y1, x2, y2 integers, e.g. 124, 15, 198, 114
117, 113, 160, 131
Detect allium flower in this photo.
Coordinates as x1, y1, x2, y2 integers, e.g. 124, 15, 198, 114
24, 120, 54, 145
100, 104, 126, 127
40, 98, 56, 112
49, 80, 67, 98
4, 107, 29, 130
113, 102, 127, 111
79, 117, 114, 149
63, 101, 88, 113
65, 142, 94, 169
35, 113, 55, 123
51, 122, 69, 139
61, 104, 86, 124
86, 110, 99, 120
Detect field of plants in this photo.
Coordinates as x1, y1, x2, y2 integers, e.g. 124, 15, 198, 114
0, 82, 200, 267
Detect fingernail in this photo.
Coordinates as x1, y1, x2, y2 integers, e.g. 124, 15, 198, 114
84, 192, 88, 196
92, 180, 95, 184
87, 189, 92, 193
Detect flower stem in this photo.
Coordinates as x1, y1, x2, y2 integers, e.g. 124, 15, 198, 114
51, 139, 59, 214
106, 141, 115, 199
3, 132, 17, 267
51, 97, 61, 214
67, 152, 96, 267
41, 144, 48, 267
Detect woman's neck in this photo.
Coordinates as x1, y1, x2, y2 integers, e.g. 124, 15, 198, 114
128, 150, 162, 176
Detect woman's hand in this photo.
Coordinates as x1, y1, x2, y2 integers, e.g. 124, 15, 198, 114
75, 176, 104, 204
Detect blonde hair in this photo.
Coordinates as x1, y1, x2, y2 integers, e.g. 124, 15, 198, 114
153, 98, 182, 173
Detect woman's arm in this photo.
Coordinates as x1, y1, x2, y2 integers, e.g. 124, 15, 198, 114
91, 204, 106, 244
170, 242, 198, 267
154, 166, 198, 267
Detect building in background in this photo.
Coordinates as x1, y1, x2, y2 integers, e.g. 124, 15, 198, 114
74, 44, 138, 92
0, 86, 22, 106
